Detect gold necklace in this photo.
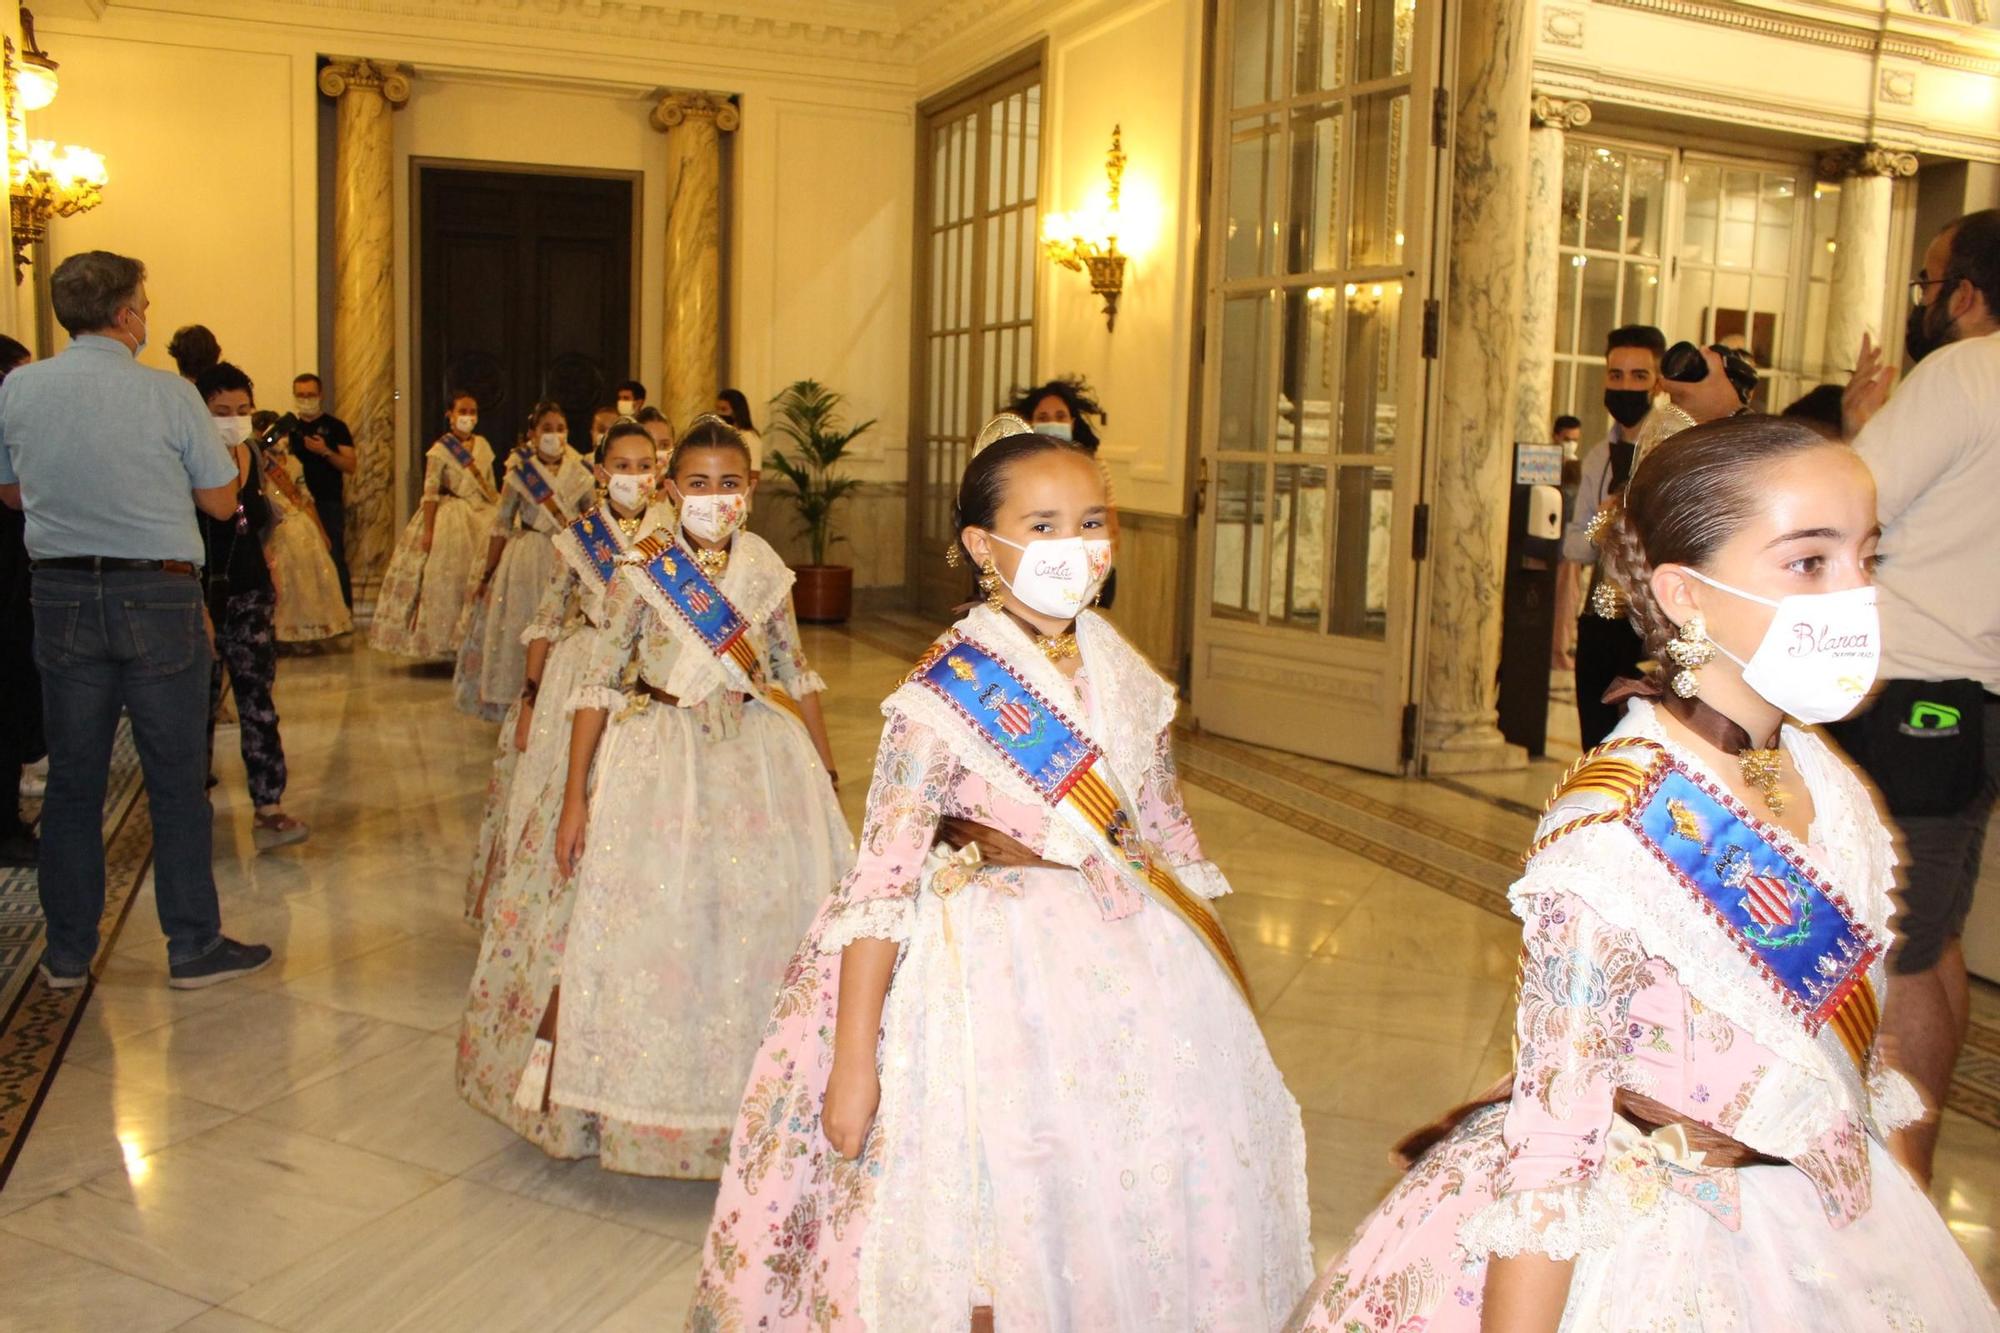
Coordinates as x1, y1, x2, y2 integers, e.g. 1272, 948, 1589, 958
612, 511, 643, 539
690, 545, 729, 579
1004, 608, 1078, 662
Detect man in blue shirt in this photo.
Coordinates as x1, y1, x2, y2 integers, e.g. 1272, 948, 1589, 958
0, 250, 271, 990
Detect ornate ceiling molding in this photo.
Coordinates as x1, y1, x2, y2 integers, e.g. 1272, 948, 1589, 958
1594, 0, 2000, 76
1817, 142, 1921, 179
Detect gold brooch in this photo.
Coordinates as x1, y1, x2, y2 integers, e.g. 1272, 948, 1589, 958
1037, 632, 1079, 662
1739, 749, 1787, 815
691, 547, 729, 579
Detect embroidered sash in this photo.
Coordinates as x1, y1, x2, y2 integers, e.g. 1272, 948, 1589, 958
625, 533, 803, 723
907, 634, 1252, 1007
438, 434, 497, 503
508, 455, 572, 526
555, 506, 628, 596
258, 449, 331, 548
1535, 739, 1880, 1069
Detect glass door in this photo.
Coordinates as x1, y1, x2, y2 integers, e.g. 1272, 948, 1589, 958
909, 66, 1042, 619
1190, 0, 1445, 773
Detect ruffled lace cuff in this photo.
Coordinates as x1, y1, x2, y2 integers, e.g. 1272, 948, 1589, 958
1457, 1183, 1620, 1262
1171, 858, 1232, 900
1868, 1064, 1929, 1134
520, 622, 561, 647
818, 896, 912, 953
780, 668, 829, 698
566, 685, 627, 714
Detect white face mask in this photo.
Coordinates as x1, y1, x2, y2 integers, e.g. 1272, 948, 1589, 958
536, 431, 566, 460
294, 396, 321, 419
214, 414, 251, 445
986, 533, 1113, 619
454, 414, 477, 436
606, 473, 651, 512
616, 398, 637, 416
1032, 420, 1073, 442
1684, 570, 1880, 725
678, 492, 748, 544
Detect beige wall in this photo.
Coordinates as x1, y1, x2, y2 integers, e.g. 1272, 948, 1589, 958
31, 25, 319, 405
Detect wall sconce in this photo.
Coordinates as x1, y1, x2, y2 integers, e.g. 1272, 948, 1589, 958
1042, 125, 1129, 332
14, 9, 57, 111
6, 38, 105, 282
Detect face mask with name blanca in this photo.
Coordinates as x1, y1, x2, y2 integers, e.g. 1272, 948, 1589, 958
986, 532, 1113, 619
1684, 568, 1879, 724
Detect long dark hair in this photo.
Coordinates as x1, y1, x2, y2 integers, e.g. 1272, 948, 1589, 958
1005, 377, 1103, 450
717, 388, 757, 435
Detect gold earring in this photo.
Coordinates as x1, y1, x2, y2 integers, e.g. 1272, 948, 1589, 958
978, 559, 1006, 610
944, 542, 962, 569
1665, 612, 1717, 698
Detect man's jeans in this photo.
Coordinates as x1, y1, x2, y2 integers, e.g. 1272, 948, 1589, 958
30, 568, 222, 969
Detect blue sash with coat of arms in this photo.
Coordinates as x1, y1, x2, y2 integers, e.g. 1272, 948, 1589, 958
508, 456, 572, 525
1535, 738, 1881, 1067
562, 507, 626, 593
625, 534, 800, 720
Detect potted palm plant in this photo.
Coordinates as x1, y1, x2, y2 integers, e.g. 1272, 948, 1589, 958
765, 379, 874, 623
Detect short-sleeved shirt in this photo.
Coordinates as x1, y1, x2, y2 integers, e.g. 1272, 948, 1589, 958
288, 411, 352, 513
1853, 329, 2000, 690
0, 334, 237, 564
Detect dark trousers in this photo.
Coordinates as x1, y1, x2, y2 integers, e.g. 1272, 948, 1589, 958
1574, 612, 1646, 750
208, 589, 286, 808
30, 568, 223, 968
314, 496, 351, 607
0, 507, 39, 838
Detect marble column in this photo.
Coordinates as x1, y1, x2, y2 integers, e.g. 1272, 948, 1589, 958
1515, 95, 1591, 445
318, 58, 410, 590
1818, 144, 1918, 376
1420, 0, 1534, 774
650, 92, 738, 432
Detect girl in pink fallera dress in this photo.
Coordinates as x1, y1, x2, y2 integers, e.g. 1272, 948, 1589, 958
688, 417, 1311, 1332
1286, 416, 1998, 1332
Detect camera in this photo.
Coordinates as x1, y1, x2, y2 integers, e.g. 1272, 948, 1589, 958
1661, 341, 1760, 404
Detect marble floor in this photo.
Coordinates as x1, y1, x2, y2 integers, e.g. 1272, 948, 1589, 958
3, 616, 1997, 1331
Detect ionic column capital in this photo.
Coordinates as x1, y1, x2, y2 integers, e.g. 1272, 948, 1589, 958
1530, 92, 1591, 131
650, 91, 740, 134
318, 58, 413, 107
1817, 143, 1918, 181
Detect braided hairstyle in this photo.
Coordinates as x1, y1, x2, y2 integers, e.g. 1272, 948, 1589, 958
1594, 413, 1844, 660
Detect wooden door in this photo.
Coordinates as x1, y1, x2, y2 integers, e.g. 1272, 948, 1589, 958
415, 166, 634, 492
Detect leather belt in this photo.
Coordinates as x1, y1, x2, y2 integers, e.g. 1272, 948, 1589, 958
640, 683, 758, 709
34, 556, 198, 577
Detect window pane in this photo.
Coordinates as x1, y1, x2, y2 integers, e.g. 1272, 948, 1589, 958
1681, 162, 1719, 264
1231, 0, 1280, 106
1755, 174, 1796, 272
1268, 462, 1328, 630
1556, 251, 1579, 355
1278, 287, 1336, 454
1577, 255, 1616, 369
1354, 0, 1414, 82
1219, 294, 1272, 453
1225, 117, 1279, 279
1628, 153, 1666, 257
1211, 461, 1266, 618
1348, 91, 1408, 267
1560, 141, 1589, 248
1339, 278, 1402, 453
1021, 87, 1041, 202
1330, 463, 1391, 640
1286, 102, 1341, 274
1293, 0, 1346, 95
1621, 261, 1661, 330
1718, 169, 1758, 267
1582, 146, 1626, 253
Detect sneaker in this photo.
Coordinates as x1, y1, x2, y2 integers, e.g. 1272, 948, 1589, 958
253, 811, 310, 852
37, 953, 87, 990
168, 937, 273, 990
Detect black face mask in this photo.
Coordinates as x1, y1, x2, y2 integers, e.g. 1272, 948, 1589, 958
1603, 388, 1652, 430
1905, 297, 1954, 365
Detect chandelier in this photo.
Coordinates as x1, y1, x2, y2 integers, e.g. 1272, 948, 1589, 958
7, 23, 107, 282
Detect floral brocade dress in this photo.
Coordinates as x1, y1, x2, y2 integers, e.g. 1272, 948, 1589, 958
688, 606, 1313, 1332
543, 528, 851, 1178
260, 444, 351, 643
453, 450, 598, 719
368, 435, 497, 660
1285, 699, 1999, 1333
456, 503, 667, 1159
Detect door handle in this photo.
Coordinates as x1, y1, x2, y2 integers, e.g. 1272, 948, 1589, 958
1194, 456, 1210, 517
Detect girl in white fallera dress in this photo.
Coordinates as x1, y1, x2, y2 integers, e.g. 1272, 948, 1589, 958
689, 419, 1311, 1331
254, 417, 351, 644
542, 417, 851, 1178
455, 402, 598, 718
458, 423, 668, 1156
369, 391, 499, 660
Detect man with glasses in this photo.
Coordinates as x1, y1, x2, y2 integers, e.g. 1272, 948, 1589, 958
1836, 209, 2000, 1184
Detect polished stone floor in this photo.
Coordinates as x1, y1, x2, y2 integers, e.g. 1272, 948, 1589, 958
2, 618, 1996, 1330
